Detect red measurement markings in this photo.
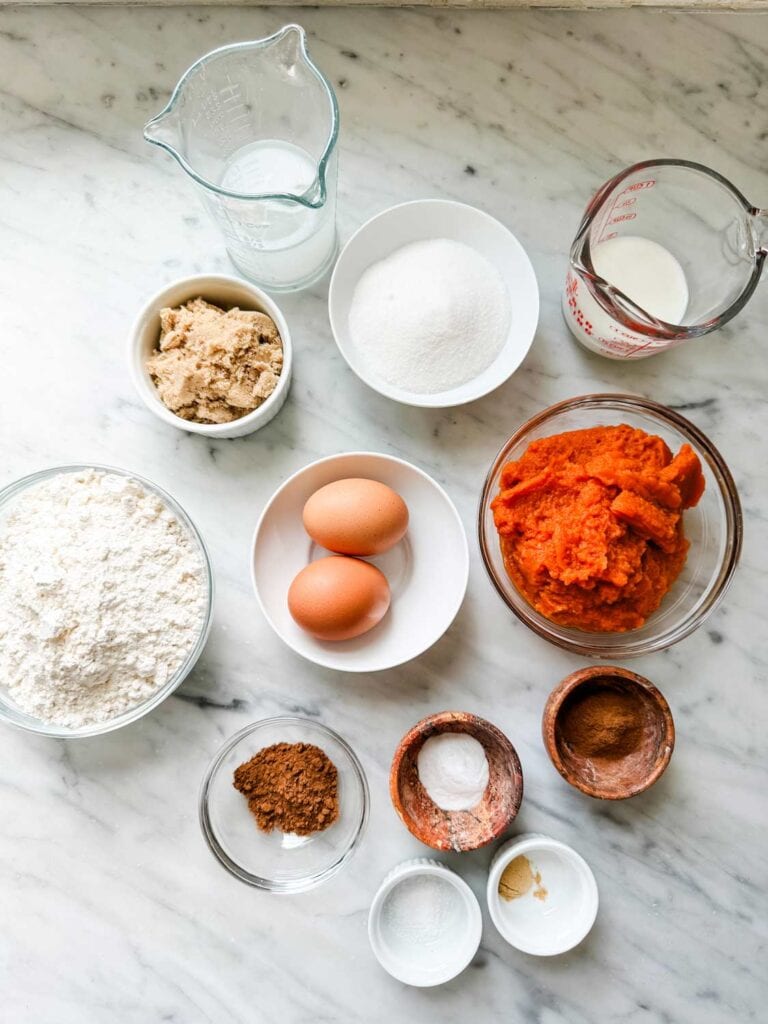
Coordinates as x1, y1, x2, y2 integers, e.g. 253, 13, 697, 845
597, 178, 655, 243
565, 274, 594, 337
609, 212, 637, 225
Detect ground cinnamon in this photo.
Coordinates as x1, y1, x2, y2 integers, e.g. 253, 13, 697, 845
233, 741, 339, 835
559, 685, 644, 759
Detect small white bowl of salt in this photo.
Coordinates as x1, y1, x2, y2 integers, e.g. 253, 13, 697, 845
368, 858, 482, 986
328, 199, 539, 408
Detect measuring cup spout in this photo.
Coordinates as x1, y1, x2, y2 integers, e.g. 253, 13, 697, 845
143, 107, 182, 156
270, 23, 307, 66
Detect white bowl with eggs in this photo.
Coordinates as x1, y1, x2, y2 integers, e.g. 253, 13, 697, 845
128, 273, 293, 439
251, 452, 469, 672
328, 199, 539, 409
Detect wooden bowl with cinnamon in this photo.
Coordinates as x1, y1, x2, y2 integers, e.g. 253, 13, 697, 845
542, 666, 674, 800
390, 710, 523, 852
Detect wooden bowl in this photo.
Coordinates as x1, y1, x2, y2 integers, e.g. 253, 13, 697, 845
389, 711, 523, 852
542, 666, 675, 800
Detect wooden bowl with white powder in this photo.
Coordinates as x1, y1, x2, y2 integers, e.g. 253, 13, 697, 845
390, 711, 523, 852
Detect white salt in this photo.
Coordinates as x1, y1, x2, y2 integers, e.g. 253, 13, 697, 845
380, 875, 463, 948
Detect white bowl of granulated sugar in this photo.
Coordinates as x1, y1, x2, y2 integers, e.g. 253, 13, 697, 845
328, 199, 539, 408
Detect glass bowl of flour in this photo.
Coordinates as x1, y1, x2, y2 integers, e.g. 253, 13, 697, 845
0, 464, 213, 738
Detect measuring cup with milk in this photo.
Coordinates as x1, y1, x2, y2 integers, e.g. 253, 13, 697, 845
564, 160, 768, 359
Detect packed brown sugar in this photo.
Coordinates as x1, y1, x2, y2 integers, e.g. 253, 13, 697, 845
491, 424, 705, 632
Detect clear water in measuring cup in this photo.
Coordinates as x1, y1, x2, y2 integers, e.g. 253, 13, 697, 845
213, 139, 337, 289
591, 236, 689, 324
220, 139, 316, 196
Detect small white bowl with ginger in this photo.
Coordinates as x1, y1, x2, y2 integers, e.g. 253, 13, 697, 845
128, 274, 293, 439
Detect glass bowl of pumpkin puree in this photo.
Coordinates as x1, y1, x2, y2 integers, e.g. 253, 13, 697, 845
479, 394, 742, 658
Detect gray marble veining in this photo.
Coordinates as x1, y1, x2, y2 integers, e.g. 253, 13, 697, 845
0, 6, 766, 1023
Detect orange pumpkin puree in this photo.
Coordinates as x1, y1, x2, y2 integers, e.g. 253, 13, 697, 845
491, 425, 705, 632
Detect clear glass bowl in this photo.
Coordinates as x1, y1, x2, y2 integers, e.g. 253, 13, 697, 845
478, 395, 742, 658
200, 717, 369, 892
0, 465, 214, 737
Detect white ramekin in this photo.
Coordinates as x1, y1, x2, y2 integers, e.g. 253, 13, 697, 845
487, 832, 599, 956
368, 857, 482, 987
128, 273, 292, 439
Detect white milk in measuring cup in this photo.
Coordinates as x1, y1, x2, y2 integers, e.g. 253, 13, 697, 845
563, 160, 768, 359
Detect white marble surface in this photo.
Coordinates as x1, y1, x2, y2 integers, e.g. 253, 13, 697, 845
1, 6, 767, 1022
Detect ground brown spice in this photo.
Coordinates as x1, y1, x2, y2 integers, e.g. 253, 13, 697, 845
499, 854, 548, 902
559, 685, 644, 759
233, 741, 339, 836
499, 854, 534, 900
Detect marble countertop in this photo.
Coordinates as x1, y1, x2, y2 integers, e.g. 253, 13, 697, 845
1, 6, 766, 1023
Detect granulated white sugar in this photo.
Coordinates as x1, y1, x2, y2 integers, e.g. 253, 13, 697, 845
348, 238, 511, 394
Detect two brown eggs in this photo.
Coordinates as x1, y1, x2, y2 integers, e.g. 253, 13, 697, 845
288, 479, 409, 642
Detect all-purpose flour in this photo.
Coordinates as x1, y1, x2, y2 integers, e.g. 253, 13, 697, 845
0, 469, 207, 727
348, 238, 511, 394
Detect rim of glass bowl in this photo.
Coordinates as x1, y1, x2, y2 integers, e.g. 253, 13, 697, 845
199, 716, 370, 893
0, 464, 214, 738
478, 394, 743, 658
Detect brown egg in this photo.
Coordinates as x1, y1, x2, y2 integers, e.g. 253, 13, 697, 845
302, 478, 409, 556
287, 556, 391, 641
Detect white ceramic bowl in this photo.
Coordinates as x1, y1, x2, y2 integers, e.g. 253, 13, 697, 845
368, 858, 482, 986
328, 199, 539, 408
128, 273, 292, 439
251, 452, 469, 672
487, 833, 598, 956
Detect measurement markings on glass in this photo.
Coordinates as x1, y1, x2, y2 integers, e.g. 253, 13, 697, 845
597, 178, 656, 244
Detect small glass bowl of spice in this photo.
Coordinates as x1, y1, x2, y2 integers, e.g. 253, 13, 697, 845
199, 716, 368, 892
129, 274, 293, 439
542, 665, 675, 800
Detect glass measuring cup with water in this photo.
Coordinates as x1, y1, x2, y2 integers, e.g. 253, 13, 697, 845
144, 25, 339, 292
563, 159, 768, 359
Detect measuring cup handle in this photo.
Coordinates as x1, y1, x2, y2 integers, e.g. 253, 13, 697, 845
755, 210, 768, 261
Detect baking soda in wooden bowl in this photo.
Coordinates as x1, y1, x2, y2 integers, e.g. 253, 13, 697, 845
416, 732, 490, 811
389, 711, 523, 852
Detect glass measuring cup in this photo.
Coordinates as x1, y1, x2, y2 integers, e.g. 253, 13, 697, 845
563, 159, 768, 359
144, 25, 339, 292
